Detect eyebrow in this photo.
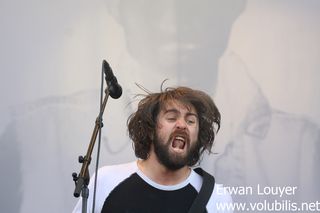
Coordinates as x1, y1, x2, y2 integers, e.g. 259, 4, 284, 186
164, 109, 198, 118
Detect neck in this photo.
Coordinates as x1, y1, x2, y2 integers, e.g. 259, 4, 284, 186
137, 153, 191, 186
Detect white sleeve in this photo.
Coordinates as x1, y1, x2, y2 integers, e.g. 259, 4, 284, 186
72, 161, 138, 213
207, 184, 234, 213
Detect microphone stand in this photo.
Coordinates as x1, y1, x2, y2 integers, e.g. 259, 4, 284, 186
72, 88, 110, 213
72, 60, 122, 213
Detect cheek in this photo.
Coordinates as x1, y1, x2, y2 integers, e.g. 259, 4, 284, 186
157, 123, 163, 130
191, 127, 200, 141
156, 123, 167, 138
156, 123, 166, 136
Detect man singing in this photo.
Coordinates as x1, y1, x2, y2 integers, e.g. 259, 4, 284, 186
73, 86, 232, 212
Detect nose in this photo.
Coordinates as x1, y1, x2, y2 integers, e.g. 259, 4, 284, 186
175, 118, 187, 130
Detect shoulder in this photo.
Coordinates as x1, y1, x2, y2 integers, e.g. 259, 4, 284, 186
98, 161, 138, 177
211, 183, 233, 201
191, 168, 233, 213
96, 161, 139, 187
72, 161, 139, 213
97, 161, 138, 187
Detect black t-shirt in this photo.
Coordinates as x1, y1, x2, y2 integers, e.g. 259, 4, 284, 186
72, 161, 232, 213
102, 173, 197, 213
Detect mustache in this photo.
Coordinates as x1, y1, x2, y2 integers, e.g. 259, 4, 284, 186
169, 129, 190, 144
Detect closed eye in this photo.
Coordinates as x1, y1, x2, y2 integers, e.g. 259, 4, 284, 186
186, 114, 197, 125
186, 119, 196, 125
187, 120, 195, 123
167, 117, 177, 122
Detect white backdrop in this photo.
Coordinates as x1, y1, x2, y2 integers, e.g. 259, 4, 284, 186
0, 0, 319, 212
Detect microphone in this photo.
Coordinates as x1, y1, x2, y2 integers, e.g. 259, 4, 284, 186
102, 60, 122, 99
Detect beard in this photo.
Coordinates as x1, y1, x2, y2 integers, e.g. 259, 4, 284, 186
153, 131, 199, 171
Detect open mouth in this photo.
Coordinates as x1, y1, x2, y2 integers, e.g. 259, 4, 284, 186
171, 135, 187, 152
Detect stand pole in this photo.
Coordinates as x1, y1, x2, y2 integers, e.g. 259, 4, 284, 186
72, 89, 110, 213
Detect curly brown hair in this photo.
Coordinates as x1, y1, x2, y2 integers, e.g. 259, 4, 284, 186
127, 86, 221, 165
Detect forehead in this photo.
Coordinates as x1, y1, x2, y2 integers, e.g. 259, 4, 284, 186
160, 100, 197, 114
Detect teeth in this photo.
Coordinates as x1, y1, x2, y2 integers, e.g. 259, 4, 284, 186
175, 136, 185, 142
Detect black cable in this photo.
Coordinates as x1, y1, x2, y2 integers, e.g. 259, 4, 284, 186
92, 62, 105, 213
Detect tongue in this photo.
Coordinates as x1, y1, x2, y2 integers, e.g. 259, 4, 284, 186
172, 140, 184, 149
